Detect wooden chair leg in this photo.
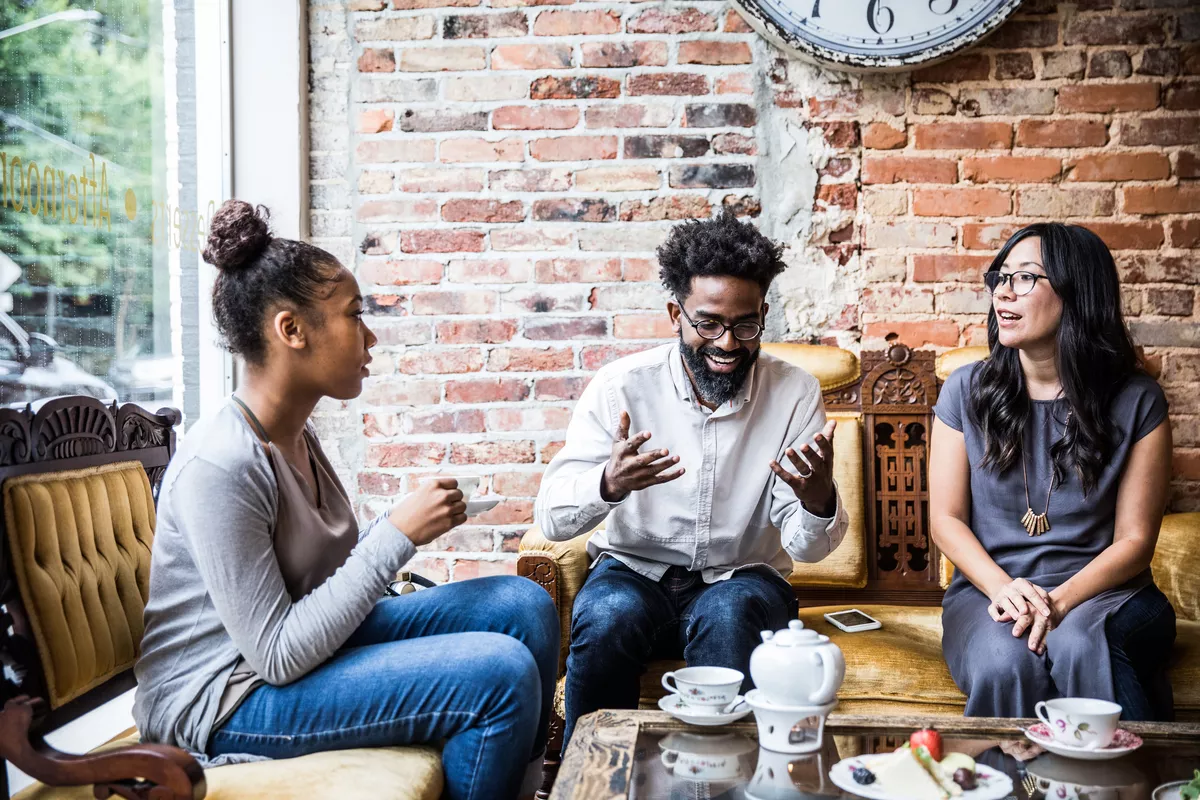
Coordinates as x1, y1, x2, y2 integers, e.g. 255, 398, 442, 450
536, 711, 564, 800
0, 696, 205, 800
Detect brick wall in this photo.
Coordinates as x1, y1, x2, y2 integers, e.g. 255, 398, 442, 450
308, 0, 1200, 580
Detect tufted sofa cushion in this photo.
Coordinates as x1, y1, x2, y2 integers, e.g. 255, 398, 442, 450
4, 462, 155, 709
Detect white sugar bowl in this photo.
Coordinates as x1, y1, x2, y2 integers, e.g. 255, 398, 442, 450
749, 620, 844, 707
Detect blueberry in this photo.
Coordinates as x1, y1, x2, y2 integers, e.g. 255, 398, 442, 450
852, 766, 876, 785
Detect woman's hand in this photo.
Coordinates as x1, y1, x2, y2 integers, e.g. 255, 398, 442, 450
388, 477, 467, 547
987, 577, 1053, 624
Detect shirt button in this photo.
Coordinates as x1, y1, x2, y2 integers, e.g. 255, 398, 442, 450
704, 462, 714, 471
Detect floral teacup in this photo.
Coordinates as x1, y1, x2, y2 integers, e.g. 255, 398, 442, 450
661, 667, 743, 713
1034, 698, 1122, 750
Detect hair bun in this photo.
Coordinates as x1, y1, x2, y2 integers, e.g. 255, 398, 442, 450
203, 200, 272, 272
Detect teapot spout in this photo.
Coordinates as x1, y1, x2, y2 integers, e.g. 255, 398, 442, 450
760, 630, 774, 643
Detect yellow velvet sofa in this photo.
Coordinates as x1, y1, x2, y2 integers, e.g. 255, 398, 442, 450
0, 398, 442, 800
517, 342, 1200, 742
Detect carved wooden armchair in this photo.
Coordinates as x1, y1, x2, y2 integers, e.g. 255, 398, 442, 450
518, 341, 1200, 794
0, 397, 442, 800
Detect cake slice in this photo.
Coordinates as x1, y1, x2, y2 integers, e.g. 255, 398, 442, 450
868, 747, 949, 800
913, 745, 964, 797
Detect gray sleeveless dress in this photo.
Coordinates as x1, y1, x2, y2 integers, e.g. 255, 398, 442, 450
934, 364, 1169, 717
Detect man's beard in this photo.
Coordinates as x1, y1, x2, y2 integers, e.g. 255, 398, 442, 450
679, 333, 759, 407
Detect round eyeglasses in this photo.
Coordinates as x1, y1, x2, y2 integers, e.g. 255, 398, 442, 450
677, 302, 764, 342
984, 271, 1049, 297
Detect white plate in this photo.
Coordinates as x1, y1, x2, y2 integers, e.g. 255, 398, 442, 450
465, 497, 500, 517
657, 694, 752, 726
1023, 723, 1143, 761
829, 756, 1013, 800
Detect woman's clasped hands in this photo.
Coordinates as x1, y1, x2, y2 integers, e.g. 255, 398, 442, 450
987, 577, 1065, 656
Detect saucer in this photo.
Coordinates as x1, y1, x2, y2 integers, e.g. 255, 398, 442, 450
658, 694, 751, 726
830, 756, 1013, 800
1023, 722, 1143, 761
465, 497, 501, 517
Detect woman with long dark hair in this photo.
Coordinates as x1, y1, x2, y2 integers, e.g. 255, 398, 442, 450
930, 222, 1176, 720
134, 200, 558, 799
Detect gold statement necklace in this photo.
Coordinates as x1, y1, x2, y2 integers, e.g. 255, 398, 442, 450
1020, 406, 1071, 537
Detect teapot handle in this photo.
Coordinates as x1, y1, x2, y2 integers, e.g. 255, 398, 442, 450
809, 648, 840, 705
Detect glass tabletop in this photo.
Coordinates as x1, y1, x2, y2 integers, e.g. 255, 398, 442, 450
558, 712, 1200, 800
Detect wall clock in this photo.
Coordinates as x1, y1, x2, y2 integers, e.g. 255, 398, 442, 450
731, 0, 1023, 72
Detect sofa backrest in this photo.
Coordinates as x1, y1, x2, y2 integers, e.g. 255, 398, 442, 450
0, 397, 179, 731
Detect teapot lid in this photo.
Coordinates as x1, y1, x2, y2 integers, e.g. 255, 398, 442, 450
766, 619, 828, 647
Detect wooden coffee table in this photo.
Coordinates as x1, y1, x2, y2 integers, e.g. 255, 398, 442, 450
552, 710, 1200, 799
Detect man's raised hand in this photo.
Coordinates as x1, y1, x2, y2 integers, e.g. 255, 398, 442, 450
600, 411, 685, 502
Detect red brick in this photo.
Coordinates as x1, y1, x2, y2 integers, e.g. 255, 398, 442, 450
913, 53, 990, 83
357, 198, 439, 223
1088, 50, 1133, 79
1147, 288, 1194, 316
395, 168, 485, 192
1124, 185, 1200, 214
488, 168, 572, 192
724, 9, 752, 32
358, 472, 404, 496
625, 135, 710, 159
492, 472, 544, 497
445, 378, 530, 403
1118, 254, 1197, 283
357, 139, 437, 164
1079, 222, 1165, 251
358, 109, 394, 133
862, 285, 935, 315
714, 133, 756, 156
535, 376, 591, 401
405, 409, 486, 435
525, 317, 608, 340
360, 259, 444, 285
364, 294, 408, 316
529, 136, 617, 161
913, 188, 1011, 217
911, 88, 955, 116
575, 166, 661, 191
682, 103, 756, 128
1067, 153, 1171, 182
440, 137, 525, 163
490, 0, 571, 7
580, 42, 668, 68
535, 257, 622, 283
585, 104, 674, 129
393, 0, 479, 8
360, 378, 441, 406
614, 313, 674, 338
533, 9, 620, 35
398, 46, 486, 72
816, 184, 857, 211
531, 75, 620, 100
366, 442, 446, 468
451, 441, 536, 465
1016, 120, 1108, 148
807, 91, 863, 118
489, 347, 575, 372
441, 198, 525, 223
669, 164, 755, 189
986, 19, 1059, 49
914, 123, 1013, 150
723, 194, 761, 218
541, 441, 565, 463
820, 122, 860, 149
678, 41, 752, 65
492, 105, 579, 130
620, 195, 712, 221
1017, 188, 1115, 217
443, 11, 526, 38
1166, 81, 1200, 111
628, 73, 709, 96
492, 228, 574, 251
446, 258, 532, 283
962, 156, 1061, 183
1170, 219, 1200, 248
436, 319, 519, 344
487, 408, 572, 434
862, 321, 961, 349
716, 73, 754, 95
622, 258, 657, 281
581, 344, 653, 370
400, 228, 487, 253
411, 290, 496, 315
452, 559, 517, 580
863, 123, 906, 150
491, 44, 573, 70
1177, 152, 1200, 179
358, 48, 396, 73
1065, 15, 1166, 46
1058, 83, 1160, 113
532, 198, 616, 222
1122, 119, 1198, 147
995, 52, 1036, 81
628, 8, 717, 34
912, 254, 994, 282
862, 156, 957, 184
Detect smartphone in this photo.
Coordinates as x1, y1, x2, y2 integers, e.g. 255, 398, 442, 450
823, 609, 882, 633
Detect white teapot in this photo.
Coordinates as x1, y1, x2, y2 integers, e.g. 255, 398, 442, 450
749, 620, 844, 707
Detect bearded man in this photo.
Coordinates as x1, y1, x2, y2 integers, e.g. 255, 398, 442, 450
535, 211, 849, 749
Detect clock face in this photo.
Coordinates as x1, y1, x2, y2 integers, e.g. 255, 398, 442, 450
732, 0, 1023, 72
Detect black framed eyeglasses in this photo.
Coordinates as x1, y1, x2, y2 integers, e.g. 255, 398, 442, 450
984, 270, 1049, 297
676, 302, 764, 342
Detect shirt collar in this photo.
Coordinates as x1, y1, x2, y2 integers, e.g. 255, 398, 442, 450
668, 342, 759, 414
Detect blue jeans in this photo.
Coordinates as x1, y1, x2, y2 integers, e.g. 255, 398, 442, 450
563, 557, 798, 750
207, 576, 559, 800
1106, 583, 1176, 721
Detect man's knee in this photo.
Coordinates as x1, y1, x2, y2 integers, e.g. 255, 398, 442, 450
692, 576, 792, 632
571, 584, 655, 647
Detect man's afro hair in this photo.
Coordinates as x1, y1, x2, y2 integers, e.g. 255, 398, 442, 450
656, 210, 787, 300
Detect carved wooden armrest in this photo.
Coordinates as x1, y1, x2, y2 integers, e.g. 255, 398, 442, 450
518, 527, 593, 675
0, 696, 205, 800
